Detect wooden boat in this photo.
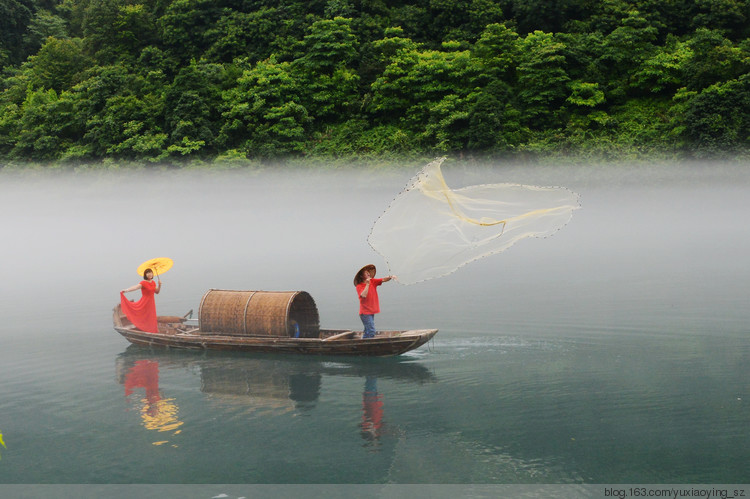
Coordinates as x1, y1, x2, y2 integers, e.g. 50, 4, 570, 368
112, 289, 438, 357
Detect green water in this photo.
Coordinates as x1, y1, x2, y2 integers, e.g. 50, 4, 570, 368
0, 163, 748, 492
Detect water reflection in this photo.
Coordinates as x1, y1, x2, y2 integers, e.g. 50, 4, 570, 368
360, 376, 385, 448
117, 358, 184, 446
115, 347, 436, 452
199, 360, 322, 414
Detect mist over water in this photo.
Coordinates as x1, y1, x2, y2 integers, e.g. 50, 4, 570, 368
0, 167, 412, 332
4, 160, 746, 336
1, 160, 749, 486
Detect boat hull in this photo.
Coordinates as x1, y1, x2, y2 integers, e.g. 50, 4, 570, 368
113, 305, 437, 357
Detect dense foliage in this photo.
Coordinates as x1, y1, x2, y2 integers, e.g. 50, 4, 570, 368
1, 0, 750, 164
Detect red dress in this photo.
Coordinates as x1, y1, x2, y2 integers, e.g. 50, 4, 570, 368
120, 280, 158, 333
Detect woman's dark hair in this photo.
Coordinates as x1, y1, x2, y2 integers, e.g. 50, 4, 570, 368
143, 268, 153, 280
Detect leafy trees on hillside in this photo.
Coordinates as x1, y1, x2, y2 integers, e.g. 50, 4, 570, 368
220, 58, 310, 157
296, 17, 361, 122
164, 60, 225, 156
681, 74, 750, 155
517, 31, 570, 129
1, 0, 750, 163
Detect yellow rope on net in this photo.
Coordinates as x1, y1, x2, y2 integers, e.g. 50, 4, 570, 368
369, 157, 581, 284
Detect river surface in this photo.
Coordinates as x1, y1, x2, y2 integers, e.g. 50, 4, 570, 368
0, 161, 748, 495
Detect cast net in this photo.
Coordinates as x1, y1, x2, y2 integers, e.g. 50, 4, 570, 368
368, 157, 580, 284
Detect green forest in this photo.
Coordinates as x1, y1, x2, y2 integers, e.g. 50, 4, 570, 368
2, 0, 750, 165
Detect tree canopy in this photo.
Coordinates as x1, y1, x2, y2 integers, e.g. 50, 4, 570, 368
2, 0, 750, 164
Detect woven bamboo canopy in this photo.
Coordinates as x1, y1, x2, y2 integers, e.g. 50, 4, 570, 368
198, 289, 320, 338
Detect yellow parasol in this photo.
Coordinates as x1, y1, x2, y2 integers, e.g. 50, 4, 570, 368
137, 257, 173, 278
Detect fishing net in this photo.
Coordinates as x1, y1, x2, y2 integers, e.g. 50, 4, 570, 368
368, 158, 581, 285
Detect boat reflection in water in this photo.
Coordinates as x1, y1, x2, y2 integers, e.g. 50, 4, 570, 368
117, 358, 184, 447
115, 346, 436, 449
198, 359, 323, 415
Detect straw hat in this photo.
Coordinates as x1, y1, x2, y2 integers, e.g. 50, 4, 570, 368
354, 264, 376, 285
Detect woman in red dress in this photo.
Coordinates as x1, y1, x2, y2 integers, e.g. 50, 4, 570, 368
120, 268, 162, 333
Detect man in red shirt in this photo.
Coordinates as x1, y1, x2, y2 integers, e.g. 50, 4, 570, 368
354, 264, 395, 338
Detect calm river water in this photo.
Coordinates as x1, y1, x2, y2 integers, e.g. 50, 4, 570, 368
0, 161, 748, 497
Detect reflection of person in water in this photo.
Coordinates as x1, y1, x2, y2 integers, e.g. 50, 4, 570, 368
123, 359, 183, 435
360, 376, 384, 445
124, 360, 161, 415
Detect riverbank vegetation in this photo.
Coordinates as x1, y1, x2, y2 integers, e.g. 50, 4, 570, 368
1, 0, 749, 166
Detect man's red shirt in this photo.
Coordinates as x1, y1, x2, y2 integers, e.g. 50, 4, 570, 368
356, 278, 383, 314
